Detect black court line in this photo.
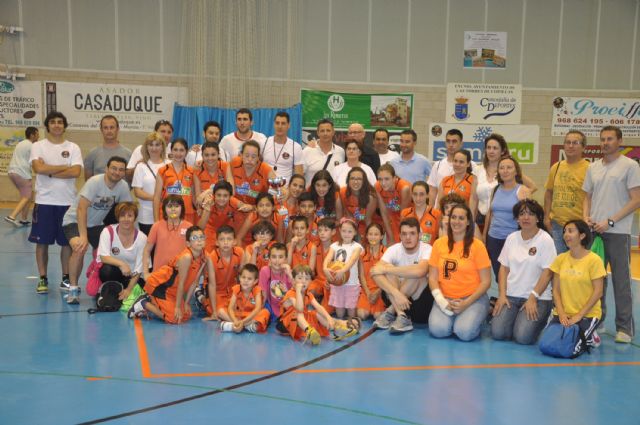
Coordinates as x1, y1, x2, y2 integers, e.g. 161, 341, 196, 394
78, 327, 377, 424
0, 309, 88, 318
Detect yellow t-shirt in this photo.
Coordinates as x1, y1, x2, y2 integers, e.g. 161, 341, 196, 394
550, 251, 606, 319
428, 237, 491, 299
544, 159, 589, 226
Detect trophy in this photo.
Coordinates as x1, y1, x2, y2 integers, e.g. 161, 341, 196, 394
268, 176, 287, 199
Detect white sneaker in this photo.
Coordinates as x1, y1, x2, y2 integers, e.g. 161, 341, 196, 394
66, 287, 80, 304
245, 322, 258, 333
373, 310, 395, 330
220, 321, 234, 332
615, 331, 632, 344
389, 314, 413, 334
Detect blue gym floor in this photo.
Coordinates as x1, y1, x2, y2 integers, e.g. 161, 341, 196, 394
1, 218, 639, 425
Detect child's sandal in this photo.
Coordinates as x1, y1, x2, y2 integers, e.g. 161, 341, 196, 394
332, 317, 361, 341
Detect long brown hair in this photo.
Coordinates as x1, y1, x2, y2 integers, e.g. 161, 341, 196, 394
346, 167, 371, 209
447, 203, 475, 258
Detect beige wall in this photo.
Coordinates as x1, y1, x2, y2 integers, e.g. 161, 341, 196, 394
1, 69, 639, 203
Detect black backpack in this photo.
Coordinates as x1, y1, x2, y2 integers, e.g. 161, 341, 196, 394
88, 281, 124, 314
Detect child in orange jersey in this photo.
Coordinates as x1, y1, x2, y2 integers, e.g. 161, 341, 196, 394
243, 221, 276, 271
193, 141, 234, 199
287, 215, 317, 269
129, 226, 214, 324
309, 170, 341, 219
309, 217, 336, 314
259, 243, 293, 319
400, 181, 441, 246
153, 138, 196, 224
374, 163, 411, 245
357, 223, 387, 320
337, 167, 377, 236
200, 225, 244, 321
277, 265, 361, 345
198, 181, 252, 253
236, 192, 281, 247
293, 192, 320, 245
437, 149, 478, 213
219, 264, 270, 333
277, 174, 306, 232
323, 218, 364, 319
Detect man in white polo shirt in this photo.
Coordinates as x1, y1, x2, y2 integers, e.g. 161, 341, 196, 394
370, 217, 433, 333
301, 118, 345, 186
261, 111, 303, 182
219, 108, 267, 160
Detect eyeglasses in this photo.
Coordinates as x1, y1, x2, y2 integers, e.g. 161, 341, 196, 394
190, 234, 206, 241
564, 140, 582, 146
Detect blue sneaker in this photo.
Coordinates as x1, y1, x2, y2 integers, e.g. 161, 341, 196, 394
66, 286, 80, 304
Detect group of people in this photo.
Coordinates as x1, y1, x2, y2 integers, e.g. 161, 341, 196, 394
6, 107, 639, 349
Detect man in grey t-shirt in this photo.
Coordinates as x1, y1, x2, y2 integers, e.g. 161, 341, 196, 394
84, 115, 132, 180
583, 125, 640, 343
62, 156, 132, 304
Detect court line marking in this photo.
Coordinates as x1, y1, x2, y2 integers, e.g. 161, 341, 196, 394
80, 322, 377, 424
0, 309, 88, 318
135, 320, 640, 378
0, 370, 421, 425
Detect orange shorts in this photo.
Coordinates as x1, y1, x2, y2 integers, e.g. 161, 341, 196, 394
356, 290, 386, 314
280, 310, 329, 341
149, 296, 192, 324
238, 308, 270, 333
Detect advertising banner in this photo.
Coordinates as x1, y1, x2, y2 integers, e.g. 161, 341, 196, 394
446, 83, 521, 124
301, 89, 413, 131
429, 123, 539, 164
551, 96, 640, 137
550, 144, 640, 165
45, 82, 187, 131
0, 80, 42, 128
0, 126, 28, 175
463, 31, 507, 69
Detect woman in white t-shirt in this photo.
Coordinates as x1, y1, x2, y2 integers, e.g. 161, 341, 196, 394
490, 199, 556, 345
333, 140, 377, 188
97, 202, 148, 301
132, 132, 167, 234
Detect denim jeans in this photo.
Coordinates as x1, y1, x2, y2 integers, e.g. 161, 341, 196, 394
429, 294, 489, 341
486, 235, 506, 281
550, 220, 567, 255
491, 296, 553, 345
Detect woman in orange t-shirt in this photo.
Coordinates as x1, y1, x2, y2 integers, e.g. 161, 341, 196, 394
375, 163, 411, 245
437, 149, 478, 216
153, 138, 196, 224
400, 181, 441, 246
427, 203, 490, 341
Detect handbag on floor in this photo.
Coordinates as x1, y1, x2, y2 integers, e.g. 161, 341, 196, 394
539, 322, 588, 358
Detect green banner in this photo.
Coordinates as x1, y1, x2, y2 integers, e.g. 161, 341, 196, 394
301, 89, 413, 131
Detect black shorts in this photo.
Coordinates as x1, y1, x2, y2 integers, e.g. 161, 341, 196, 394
382, 285, 434, 324
62, 223, 104, 250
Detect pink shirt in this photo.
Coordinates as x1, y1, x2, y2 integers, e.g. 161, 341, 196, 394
147, 219, 193, 271
259, 265, 292, 316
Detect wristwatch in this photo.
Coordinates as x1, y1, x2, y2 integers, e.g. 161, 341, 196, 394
608, 218, 615, 228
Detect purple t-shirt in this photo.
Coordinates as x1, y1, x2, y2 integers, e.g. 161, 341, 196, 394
259, 265, 292, 316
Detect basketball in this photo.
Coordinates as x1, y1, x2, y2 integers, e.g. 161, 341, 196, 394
327, 261, 349, 286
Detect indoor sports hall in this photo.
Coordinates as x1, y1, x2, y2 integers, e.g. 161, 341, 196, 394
1, 0, 640, 424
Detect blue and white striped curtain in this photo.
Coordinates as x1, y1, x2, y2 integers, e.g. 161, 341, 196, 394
171, 103, 302, 147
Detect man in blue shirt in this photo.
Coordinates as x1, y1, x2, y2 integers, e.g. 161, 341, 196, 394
390, 129, 432, 184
